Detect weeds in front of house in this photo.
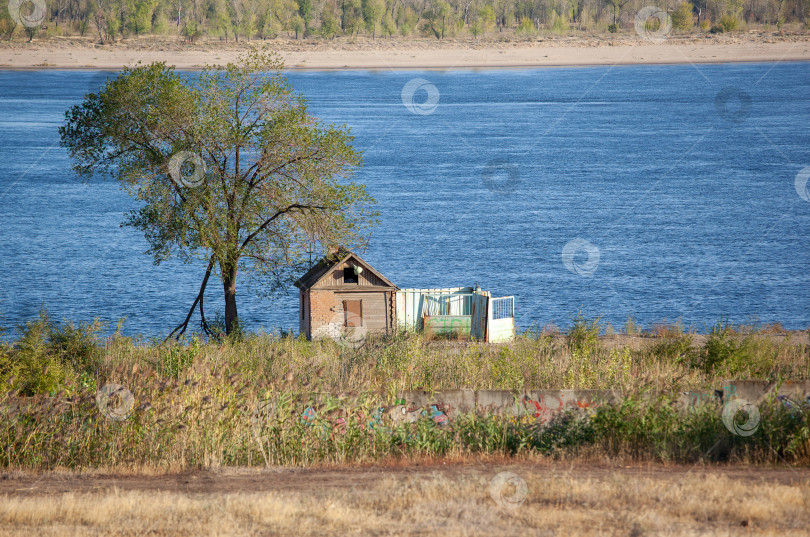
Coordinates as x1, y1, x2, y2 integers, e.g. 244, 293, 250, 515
0, 312, 808, 470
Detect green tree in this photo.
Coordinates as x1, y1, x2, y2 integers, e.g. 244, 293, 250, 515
423, 0, 450, 38
209, 0, 232, 39
479, 4, 495, 32
59, 50, 376, 336
671, 1, 694, 30
362, 0, 385, 36
343, 0, 364, 34
298, 0, 312, 31
129, 0, 157, 34
602, 0, 629, 24
319, 3, 341, 36
516, 14, 535, 34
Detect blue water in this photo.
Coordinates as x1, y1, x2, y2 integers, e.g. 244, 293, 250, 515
1, 63, 809, 337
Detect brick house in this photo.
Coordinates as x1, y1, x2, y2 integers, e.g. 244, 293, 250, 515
294, 248, 398, 340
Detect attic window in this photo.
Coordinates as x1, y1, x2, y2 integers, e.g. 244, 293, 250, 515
344, 265, 359, 284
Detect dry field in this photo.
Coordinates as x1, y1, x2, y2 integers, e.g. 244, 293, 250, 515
2, 322, 809, 534
1, 462, 809, 536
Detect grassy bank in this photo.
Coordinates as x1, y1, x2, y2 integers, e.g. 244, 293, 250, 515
0, 313, 808, 470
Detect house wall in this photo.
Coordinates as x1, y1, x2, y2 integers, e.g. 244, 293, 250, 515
310, 290, 394, 340
299, 290, 311, 338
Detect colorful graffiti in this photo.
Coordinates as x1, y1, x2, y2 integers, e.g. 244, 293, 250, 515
520, 393, 601, 424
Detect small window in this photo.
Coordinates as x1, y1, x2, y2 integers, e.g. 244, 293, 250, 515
344, 266, 358, 284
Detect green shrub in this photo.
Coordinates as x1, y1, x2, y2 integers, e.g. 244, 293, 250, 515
567, 314, 601, 355
710, 16, 738, 32
532, 410, 595, 454
2, 313, 68, 395
671, 2, 694, 31
651, 322, 694, 364
720, 15, 739, 31
48, 319, 104, 373
516, 17, 536, 37
160, 339, 201, 379
696, 321, 780, 377
0, 311, 103, 395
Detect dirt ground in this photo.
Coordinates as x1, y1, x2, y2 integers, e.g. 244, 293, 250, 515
2, 460, 809, 496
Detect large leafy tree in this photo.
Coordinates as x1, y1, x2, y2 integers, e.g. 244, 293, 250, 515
60, 50, 375, 336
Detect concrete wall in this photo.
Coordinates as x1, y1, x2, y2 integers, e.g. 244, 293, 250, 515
6, 381, 808, 430
399, 381, 810, 425
678, 380, 810, 408
400, 389, 622, 424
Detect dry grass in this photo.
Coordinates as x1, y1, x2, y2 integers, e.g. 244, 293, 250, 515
1, 318, 809, 471
1, 467, 808, 536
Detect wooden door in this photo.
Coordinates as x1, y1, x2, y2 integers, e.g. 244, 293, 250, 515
343, 299, 363, 327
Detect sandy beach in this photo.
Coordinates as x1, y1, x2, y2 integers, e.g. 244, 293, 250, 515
1, 33, 809, 70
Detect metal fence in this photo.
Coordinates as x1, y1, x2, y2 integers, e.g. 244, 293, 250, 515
491, 296, 514, 320
396, 288, 514, 342
396, 287, 479, 331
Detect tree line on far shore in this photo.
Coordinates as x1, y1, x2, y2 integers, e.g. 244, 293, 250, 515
2, 0, 808, 43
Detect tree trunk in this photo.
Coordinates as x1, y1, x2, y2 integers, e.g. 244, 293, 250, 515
223, 264, 238, 335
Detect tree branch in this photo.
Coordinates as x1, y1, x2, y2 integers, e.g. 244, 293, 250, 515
239, 203, 325, 252
165, 254, 216, 340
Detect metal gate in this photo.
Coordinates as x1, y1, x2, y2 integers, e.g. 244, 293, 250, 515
487, 296, 515, 343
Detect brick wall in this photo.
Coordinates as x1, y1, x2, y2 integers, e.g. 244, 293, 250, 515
310, 289, 341, 340
308, 289, 394, 341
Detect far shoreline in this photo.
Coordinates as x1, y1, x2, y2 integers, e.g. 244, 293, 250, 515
3, 57, 810, 72
1, 35, 809, 71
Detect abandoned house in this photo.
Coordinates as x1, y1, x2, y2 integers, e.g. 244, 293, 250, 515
294, 248, 398, 340
295, 248, 515, 343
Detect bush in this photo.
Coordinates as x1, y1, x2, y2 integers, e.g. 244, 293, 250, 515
160, 338, 201, 379
710, 15, 739, 33
671, 2, 694, 31
592, 395, 810, 463
182, 21, 202, 42
48, 319, 104, 373
1, 315, 68, 395
652, 333, 694, 364
607, 22, 619, 33
516, 17, 536, 37
0, 311, 103, 395
694, 321, 780, 377
532, 410, 596, 454
566, 314, 601, 355
720, 15, 739, 31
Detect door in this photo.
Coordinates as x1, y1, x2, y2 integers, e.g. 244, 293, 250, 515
343, 299, 363, 327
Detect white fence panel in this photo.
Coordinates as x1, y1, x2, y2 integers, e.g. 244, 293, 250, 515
487, 296, 515, 343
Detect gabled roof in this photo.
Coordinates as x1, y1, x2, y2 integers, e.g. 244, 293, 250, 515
294, 248, 398, 290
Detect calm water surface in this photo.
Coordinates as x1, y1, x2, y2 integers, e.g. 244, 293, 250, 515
1, 63, 809, 337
